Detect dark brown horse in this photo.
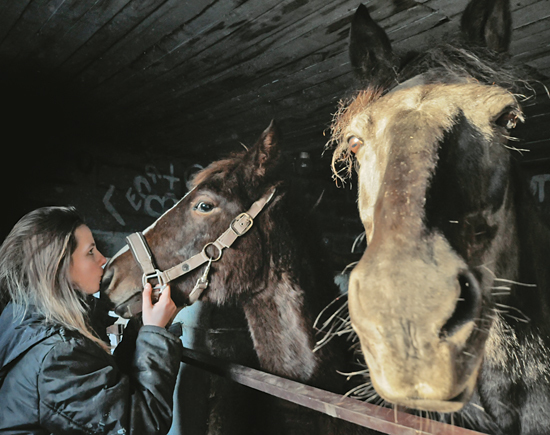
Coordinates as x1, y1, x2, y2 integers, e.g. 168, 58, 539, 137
330, 0, 550, 433
102, 123, 374, 435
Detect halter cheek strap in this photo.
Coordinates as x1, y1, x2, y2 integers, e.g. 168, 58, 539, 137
124, 187, 276, 314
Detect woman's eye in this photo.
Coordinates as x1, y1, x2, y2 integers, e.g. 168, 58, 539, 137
193, 202, 215, 213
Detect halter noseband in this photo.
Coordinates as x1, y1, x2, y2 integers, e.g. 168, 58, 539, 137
124, 187, 276, 316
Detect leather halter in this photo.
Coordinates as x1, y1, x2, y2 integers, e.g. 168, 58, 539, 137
124, 187, 276, 315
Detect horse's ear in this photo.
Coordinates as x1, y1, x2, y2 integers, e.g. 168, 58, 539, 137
245, 120, 281, 183
461, 0, 512, 53
349, 3, 398, 88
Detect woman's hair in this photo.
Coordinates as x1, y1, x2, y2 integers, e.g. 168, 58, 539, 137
0, 206, 109, 351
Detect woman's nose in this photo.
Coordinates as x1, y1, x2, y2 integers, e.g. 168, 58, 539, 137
99, 252, 107, 267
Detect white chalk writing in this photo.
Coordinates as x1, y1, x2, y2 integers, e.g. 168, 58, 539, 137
531, 174, 550, 203
103, 164, 180, 226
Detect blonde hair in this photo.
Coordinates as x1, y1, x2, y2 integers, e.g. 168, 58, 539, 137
0, 206, 110, 352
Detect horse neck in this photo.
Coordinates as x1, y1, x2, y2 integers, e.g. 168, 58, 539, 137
241, 272, 321, 383
512, 172, 550, 324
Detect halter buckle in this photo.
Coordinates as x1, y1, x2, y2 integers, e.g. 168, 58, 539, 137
230, 213, 254, 236
142, 269, 166, 289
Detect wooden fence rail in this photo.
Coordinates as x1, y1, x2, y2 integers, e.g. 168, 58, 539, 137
180, 347, 489, 435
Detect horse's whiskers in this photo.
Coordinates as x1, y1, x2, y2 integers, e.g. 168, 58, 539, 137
351, 232, 366, 253
493, 277, 537, 287
495, 303, 531, 321
491, 286, 511, 290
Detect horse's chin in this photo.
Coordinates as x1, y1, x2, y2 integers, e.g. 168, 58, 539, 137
398, 398, 466, 413
374, 372, 477, 413
112, 290, 143, 318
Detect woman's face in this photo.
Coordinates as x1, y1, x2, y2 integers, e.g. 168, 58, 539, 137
69, 225, 107, 295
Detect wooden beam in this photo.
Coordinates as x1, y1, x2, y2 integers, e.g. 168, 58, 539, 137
180, 347, 489, 435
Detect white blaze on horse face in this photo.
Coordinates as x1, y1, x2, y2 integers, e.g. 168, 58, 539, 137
347, 117, 389, 243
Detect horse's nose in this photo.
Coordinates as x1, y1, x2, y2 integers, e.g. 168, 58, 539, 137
439, 270, 482, 340
101, 266, 114, 295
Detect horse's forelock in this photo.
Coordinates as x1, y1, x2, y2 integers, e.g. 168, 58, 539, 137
190, 151, 272, 207
191, 155, 243, 188
328, 87, 383, 182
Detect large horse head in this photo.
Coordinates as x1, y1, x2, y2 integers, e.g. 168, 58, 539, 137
102, 123, 284, 316
331, 0, 529, 412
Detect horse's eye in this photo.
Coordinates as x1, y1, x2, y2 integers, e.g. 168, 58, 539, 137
495, 111, 518, 130
193, 202, 215, 213
348, 136, 364, 154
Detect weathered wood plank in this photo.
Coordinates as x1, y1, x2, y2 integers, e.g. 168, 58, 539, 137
0, 0, 67, 60
513, 1, 550, 29
511, 28, 550, 61
108, 6, 448, 127
15, 1, 106, 65
55, 0, 171, 78
106, 0, 442, 124
77, 0, 281, 89
39, 0, 134, 69
90, 0, 357, 107
180, 346, 489, 435
0, 0, 33, 43
91, 1, 446, 126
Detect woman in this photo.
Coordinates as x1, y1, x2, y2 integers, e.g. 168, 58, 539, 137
0, 206, 182, 434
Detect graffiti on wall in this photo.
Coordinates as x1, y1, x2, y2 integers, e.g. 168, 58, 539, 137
531, 174, 550, 203
103, 164, 181, 226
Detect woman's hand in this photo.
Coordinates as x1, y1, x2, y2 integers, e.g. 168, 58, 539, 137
142, 283, 178, 328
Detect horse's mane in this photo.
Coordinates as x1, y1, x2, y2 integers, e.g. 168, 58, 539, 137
328, 43, 536, 184
399, 44, 528, 91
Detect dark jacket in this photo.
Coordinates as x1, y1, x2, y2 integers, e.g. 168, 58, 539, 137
0, 302, 183, 435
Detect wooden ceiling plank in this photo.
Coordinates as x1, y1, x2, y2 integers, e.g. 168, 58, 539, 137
108, 26, 352, 123
94, 0, 363, 120
102, 0, 450, 122
513, 1, 550, 29
106, 5, 448, 124
422, 0, 468, 19
71, 0, 233, 86
146, 70, 352, 149
511, 28, 550, 61
76, 0, 292, 91
0, 0, 66, 61
15, 0, 108, 67
56, 0, 173, 79
41, 0, 134, 70
0, 0, 33, 44
514, 15, 550, 41
386, 11, 449, 43
89, 0, 352, 107
526, 51, 550, 70
164, 48, 351, 127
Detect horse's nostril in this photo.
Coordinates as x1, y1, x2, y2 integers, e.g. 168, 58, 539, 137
440, 270, 482, 339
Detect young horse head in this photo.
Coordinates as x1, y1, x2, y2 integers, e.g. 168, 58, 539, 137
330, 0, 550, 432
102, 122, 349, 391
